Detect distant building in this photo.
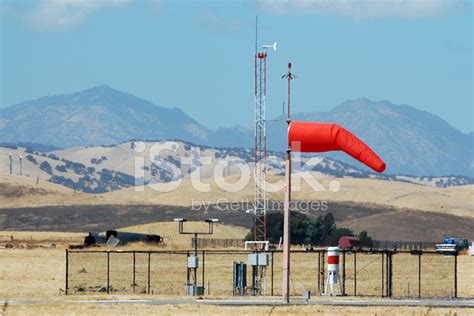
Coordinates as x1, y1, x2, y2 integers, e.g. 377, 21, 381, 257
338, 236, 360, 249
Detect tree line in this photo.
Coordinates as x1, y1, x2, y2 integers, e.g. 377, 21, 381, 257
245, 211, 373, 247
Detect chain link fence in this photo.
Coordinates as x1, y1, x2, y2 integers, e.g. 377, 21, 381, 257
66, 249, 473, 298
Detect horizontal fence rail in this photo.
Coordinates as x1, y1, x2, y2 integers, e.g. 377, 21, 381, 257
66, 249, 474, 299
372, 240, 437, 250
191, 238, 246, 249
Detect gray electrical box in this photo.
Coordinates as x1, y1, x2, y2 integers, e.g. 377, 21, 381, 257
187, 285, 204, 296
248, 253, 269, 266
304, 290, 311, 301
195, 286, 204, 296
188, 256, 198, 268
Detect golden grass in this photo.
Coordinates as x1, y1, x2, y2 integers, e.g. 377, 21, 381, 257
118, 222, 248, 248
1, 248, 66, 299
2, 173, 472, 219
103, 176, 474, 218
0, 174, 108, 209
0, 231, 84, 244
2, 246, 473, 300
3, 302, 470, 316
1, 236, 473, 316
0, 223, 246, 298
3, 225, 470, 300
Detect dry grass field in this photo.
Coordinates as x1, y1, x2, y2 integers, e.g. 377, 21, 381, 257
120, 222, 248, 247
2, 240, 473, 299
1, 229, 473, 315
0, 231, 84, 244
104, 175, 474, 218
2, 173, 473, 220
2, 173, 473, 241
1, 248, 473, 315
0, 223, 248, 298
66, 249, 473, 298
0, 174, 108, 209
3, 302, 471, 316
1, 175, 473, 315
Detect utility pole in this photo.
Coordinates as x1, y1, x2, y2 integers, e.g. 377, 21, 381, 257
19, 155, 23, 176
9, 154, 12, 175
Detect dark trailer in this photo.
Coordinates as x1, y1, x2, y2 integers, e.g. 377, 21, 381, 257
84, 230, 163, 246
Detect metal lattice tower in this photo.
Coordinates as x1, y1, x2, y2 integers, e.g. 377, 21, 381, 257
254, 50, 267, 243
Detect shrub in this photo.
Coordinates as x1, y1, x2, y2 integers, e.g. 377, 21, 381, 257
39, 161, 52, 174
25, 155, 37, 165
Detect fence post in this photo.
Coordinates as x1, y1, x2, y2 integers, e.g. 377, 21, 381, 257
271, 251, 274, 296
202, 249, 205, 291
386, 252, 389, 297
342, 250, 346, 295
133, 251, 136, 293
381, 253, 384, 297
107, 251, 110, 294
418, 253, 421, 299
186, 251, 190, 291
321, 251, 325, 292
454, 253, 458, 299
354, 251, 357, 296
317, 251, 320, 295
386, 252, 390, 297
147, 251, 151, 294
65, 249, 69, 295
389, 253, 393, 298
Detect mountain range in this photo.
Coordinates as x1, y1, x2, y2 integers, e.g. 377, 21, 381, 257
0, 85, 212, 147
0, 141, 471, 195
0, 85, 472, 177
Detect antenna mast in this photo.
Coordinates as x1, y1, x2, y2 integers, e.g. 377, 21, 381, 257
253, 19, 276, 245
254, 17, 266, 244
251, 16, 277, 297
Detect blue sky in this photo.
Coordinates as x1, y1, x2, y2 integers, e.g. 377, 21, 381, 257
1, 0, 472, 132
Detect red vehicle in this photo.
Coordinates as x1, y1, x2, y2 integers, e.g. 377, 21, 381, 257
338, 236, 361, 249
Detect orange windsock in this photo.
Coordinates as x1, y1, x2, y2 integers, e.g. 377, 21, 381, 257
288, 121, 386, 173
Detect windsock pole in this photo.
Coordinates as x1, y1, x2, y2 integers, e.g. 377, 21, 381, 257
282, 62, 294, 303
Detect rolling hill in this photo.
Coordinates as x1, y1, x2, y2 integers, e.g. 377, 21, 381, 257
1, 172, 472, 242
103, 175, 474, 219
1, 142, 471, 195
2, 167, 471, 221
0, 174, 108, 209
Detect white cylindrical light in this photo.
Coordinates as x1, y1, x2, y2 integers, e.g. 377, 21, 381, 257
327, 246, 340, 273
